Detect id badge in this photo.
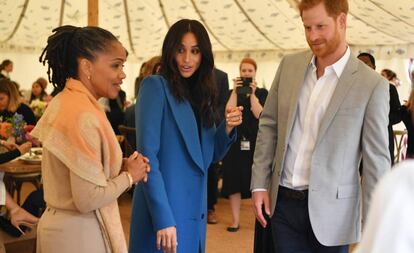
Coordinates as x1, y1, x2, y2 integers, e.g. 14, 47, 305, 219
240, 140, 250, 151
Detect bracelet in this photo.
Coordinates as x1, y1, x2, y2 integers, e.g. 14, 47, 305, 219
124, 171, 134, 189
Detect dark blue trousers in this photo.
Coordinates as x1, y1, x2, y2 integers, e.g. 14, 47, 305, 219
271, 188, 348, 253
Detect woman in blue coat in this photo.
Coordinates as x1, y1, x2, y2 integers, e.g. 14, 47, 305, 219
129, 19, 243, 253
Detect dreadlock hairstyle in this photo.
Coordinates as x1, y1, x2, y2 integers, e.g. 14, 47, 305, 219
160, 19, 217, 128
39, 25, 119, 90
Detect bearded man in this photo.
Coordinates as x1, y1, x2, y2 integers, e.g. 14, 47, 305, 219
251, 0, 391, 252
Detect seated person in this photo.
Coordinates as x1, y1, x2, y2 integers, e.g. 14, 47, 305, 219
0, 140, 42, 237
0, 79, 36, 126
29, 79, 48, 104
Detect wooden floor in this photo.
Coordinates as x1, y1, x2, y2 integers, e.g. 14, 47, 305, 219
7, 184, 255, 253
119, 193, 255, 252
8, 184, 356, 253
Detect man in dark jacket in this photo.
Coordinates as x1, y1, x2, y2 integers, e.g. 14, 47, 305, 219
207, 68, 229, 224
357, 52, 401, 164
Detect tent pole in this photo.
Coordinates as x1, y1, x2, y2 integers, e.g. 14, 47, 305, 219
88, 0, 99, 26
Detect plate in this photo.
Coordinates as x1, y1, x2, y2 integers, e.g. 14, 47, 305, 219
19, 154, 42, 164
30, 147, 43, 155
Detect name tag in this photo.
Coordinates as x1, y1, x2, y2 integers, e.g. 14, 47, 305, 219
240, 140, 250, 151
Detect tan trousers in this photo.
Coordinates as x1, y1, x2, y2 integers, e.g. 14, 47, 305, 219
36, 207, 107, 253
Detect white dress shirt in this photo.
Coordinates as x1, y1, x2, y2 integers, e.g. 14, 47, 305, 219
280, 47, 351, 190
0, 70, 9, 78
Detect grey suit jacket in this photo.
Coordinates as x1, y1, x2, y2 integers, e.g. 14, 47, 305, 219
251, 50, 391, 246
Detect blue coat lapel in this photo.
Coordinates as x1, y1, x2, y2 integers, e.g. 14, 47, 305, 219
160, 78, 205, 172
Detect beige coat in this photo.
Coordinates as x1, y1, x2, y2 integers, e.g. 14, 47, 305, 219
32, 79, 130, 253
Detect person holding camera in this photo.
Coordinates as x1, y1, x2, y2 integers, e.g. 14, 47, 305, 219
221, 57, 268, 232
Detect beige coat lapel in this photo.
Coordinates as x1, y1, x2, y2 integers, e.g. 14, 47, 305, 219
284, 51, 314, 146
315, 54, 359, 146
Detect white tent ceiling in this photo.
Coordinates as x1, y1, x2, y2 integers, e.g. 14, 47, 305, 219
0, 0, 414, 62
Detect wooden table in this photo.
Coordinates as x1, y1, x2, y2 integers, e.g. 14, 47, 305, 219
0, 159, 41, 174
0, 159, 42, 205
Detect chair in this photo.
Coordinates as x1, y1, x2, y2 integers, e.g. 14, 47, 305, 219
393, 129, 407, 163
118, 125, 136, 157
4, 173, 42, 206
116, 135, 125, 144
0, 225, 37, 253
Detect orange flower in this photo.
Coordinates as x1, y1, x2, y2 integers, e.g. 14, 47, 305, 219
0, 122, 13, 139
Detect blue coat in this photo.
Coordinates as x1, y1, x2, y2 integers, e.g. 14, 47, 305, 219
129, 76, 236, 253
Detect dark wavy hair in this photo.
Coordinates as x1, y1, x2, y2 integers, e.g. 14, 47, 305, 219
29, 81, 47, 103
39, 25, 120, 90
0, 59, 12, 71
381, 69, 397, 81
160, 19, 217, 128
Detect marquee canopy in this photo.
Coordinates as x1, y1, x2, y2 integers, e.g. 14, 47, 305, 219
0, 0, 413, 62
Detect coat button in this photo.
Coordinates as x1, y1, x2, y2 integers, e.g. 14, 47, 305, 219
201, 214, 205, 219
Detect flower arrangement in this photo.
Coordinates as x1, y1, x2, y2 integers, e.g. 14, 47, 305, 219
0, 122, 12, 139
0, 113, 32, 144
29, 99, 47, 119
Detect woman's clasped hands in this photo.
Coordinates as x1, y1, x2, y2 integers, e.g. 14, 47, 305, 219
123, 151, 150, 184
225, 106, 243, 134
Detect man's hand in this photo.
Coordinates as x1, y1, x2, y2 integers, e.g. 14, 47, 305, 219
252, 191, 271, 228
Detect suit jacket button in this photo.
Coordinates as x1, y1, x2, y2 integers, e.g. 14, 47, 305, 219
201, 214, 205, 219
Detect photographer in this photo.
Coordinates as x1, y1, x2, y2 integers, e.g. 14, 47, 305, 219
221, 57, 268, 232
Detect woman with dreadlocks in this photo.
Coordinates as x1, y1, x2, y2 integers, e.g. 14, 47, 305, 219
32, 25, 150, 253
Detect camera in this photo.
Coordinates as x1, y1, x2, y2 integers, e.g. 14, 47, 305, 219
236, 77, 253, 95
